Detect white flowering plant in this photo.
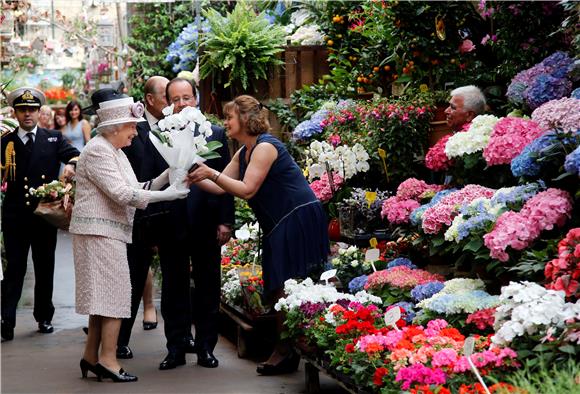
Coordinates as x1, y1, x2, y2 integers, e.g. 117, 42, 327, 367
445, 115, 500, 159
305, 140, 370, 182
330, 245, 376, 289
151, 104, 223, 189
491, 281, 580, 366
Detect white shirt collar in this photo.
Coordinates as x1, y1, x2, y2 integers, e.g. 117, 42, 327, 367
144, 108, 159, 129
17, 125, 38, 143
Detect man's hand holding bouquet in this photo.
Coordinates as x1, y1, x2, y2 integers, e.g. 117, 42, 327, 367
150, 104, 222, 190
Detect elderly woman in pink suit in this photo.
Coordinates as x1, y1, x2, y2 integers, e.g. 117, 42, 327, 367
69, 94, 189, 382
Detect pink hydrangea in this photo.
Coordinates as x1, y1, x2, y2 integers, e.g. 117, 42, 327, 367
309, 172, 344, 202
381, 197, 421, 224
425, 135, 454, 171
484, 188, 573, 261
531, 97, 580, 132
483, 117, 545, 166
364, 267, 445, 290
396, 178, 444, 200
422, 185, 495, 234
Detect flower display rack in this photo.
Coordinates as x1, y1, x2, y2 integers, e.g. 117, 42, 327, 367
219, 301, 276, 358
294, 347, 371, 394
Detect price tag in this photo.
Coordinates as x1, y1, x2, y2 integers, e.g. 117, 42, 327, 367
378, 148, 386, 160
320, 269, 337, 285
384, 307, 401, 331
365, 191, 377, 208
463, 336, 491, 394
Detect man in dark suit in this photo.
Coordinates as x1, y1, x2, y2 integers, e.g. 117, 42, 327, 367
166, 77, 234, 368
1, 87, 80, 341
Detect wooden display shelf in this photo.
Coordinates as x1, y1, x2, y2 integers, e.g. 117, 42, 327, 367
295, 347, 369, 394
219, 300, 276, 358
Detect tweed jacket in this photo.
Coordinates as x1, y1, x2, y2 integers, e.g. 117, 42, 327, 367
69, 135, 150, 243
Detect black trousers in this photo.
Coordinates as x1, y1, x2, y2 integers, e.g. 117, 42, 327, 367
189, 230, 221, 352
1, 213, 57, 327
118, 213, 191, 353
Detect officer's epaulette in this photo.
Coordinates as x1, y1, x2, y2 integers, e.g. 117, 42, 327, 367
1, 128, 15, 138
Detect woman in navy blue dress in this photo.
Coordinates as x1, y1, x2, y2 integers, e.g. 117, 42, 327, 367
189, 95, 329, 375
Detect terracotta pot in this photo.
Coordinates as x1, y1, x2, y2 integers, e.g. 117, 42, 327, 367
328, 218, 341, 242
429, 120, 453, 147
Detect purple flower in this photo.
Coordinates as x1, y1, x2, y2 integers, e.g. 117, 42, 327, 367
411, 282, 445, 302
564, 145, 580, 176
525, 74, 573, 110
299, 301, 327, 318
387, 257, 417, 270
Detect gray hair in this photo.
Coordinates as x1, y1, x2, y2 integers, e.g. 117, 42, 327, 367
451, 85, 486, 114
96, 124, 122, 135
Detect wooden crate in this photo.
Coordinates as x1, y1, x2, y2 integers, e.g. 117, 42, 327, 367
199, 45, 329, 116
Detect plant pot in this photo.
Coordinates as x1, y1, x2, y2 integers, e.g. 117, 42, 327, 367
328, 218, 341, 242
429, 120, 453, 147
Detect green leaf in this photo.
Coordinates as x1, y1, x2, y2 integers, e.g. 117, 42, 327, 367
464, 238, 483, 253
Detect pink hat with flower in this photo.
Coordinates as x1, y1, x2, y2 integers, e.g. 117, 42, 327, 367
96, 97, 145, 130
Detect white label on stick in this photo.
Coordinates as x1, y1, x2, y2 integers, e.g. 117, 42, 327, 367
365, 248, 380, 262
320, 269, 337, 284
384, 307, 401, 330
463, 336, 475, 357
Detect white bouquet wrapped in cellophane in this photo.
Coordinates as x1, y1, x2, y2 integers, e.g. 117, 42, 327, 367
152, 104, 222, 190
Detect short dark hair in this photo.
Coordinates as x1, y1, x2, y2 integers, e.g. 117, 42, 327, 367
65, 100, 82, 123
165, 78, 196, 103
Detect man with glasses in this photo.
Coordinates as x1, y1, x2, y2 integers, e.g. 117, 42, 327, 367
165, 78, 234, 369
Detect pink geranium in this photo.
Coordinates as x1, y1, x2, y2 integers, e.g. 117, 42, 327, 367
395, 364, 447, 389
422, 185, 495, 234
483, 117, 545, 166
484, 188, 573, 262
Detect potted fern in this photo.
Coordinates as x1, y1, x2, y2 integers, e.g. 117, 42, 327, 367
199, 0, 286, 96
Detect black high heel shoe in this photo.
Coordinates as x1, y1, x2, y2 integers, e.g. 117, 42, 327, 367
256, 351, 300, 376
80, 359, 98, 378
143, 309, 158, 330
95, 363, 138, 382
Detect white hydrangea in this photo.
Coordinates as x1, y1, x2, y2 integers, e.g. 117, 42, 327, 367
274, 278, 380, 312
445, 114, 500, 158
492, 281, 580, 346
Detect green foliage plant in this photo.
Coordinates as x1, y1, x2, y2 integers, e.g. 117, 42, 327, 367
127, 2, 195, 98
200, 0, 287, 93
501, 358, 580, 394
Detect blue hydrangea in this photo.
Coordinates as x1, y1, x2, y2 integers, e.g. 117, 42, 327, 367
410, 282, 444, 302
564, 145, 580, 176
292, 109, 329, 141
491, 182, 545, 206
571, 88, 580, 99
506, 81, 527, 105
348, 275, 368, 294
166, 20, 210, 73
541, 51, 574, 77
425, 290, 499, 314
409, 189, 458, 226
525, 74, 573, 110
393, 301, 416, 323
511, 131, 580, 177
387, 257, 417, 270
455, 210, 497, 242
511, 132, 558, 177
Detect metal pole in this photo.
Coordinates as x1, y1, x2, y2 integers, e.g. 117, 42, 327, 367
51, 0, 55, 39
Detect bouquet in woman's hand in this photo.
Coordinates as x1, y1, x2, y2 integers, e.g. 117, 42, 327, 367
151, 104, 222, 190
29, 180, 75, 230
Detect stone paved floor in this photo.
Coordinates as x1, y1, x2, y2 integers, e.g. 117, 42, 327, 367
1, 231, 347, 394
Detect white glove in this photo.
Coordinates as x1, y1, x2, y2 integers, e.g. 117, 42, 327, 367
150, 169, 170, 191
148, 184, 189, 203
